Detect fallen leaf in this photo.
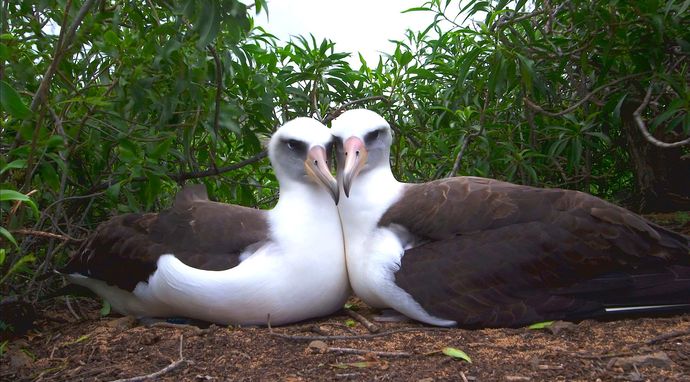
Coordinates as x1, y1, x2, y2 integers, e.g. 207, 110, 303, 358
69, 335, 90, 345
527, 321, 554, 330
100, 301, 111, 316
442, 347, 472, 363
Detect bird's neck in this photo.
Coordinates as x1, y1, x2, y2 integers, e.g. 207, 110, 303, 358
338, 166, 403, 241
270, 182, 343, 262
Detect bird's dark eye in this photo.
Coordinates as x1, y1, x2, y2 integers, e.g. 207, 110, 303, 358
287, 139, 299, 150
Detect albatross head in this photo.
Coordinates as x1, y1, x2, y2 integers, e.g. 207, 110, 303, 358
331, 109, 393, 197
269, 118, 339, 203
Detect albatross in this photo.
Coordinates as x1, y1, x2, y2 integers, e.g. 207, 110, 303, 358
63, 118, 349, 325
331, 108, 690, 328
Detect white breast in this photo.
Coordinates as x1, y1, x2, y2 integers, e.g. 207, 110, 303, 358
339, 170, 456, 327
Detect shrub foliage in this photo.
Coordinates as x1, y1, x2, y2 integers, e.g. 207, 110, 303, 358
1, 0, 688, 299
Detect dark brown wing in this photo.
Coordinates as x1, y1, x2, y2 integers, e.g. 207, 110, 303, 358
64, 184, 268, 291
380, 177, 690, 327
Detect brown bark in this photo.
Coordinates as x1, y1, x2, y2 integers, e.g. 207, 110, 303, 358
621, 102, 690, 212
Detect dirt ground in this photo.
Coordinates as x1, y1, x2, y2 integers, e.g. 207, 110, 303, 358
2, 213, 689, 382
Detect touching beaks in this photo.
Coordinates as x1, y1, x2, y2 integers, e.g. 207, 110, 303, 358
340, 136, 368, 198
304, 146, 339, 204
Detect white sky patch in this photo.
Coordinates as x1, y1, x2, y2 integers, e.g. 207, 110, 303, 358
254, 0, 440, 66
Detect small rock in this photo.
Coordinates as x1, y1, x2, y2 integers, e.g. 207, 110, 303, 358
417, 378, 433, 382
105, 316, 137, 330
140, 332, 160, 345
308, 340, 328, 353
283, 376, 304, 382
8, 348, 33, 369
611, 351, 672, 370
546, 321, 577, 335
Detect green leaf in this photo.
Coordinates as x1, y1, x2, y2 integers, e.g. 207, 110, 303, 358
0, 80, 31, 119
0, 159, 28, 175
528, 321, 554, 329
442, 347, 472, 363
100, 300, 111, 316
402, 6, 433, 13
0, 254, 35, 285
106, 181, 122, 199
103, 30, 119, 45
0, 190, 39, 218
0, 189, 31, 203
0, 43, 9, 60
0, 228, 18, 249
70, 335, 90, 345
0, 248, 6, 264
195, 1, 221, 49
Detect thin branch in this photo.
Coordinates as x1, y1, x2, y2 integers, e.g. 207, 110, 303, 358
322, 96, 390, 124
30, 0, 96, 111
270, 327, 450, 342
313, 344, 411, 357
207, 45, 223, 170
64, 296, 81, 321
10, 229, 80, 242
633, 85, 690, 148
310, 80, 322, 121
147, 322, 209, 336
492, 9, 546, 31
345, 309, 380, 333
523, 73, 643, 117
644, 328, 690, 345
449, 94, 489, 177
109, 335, 187, 382
84, 150, 268, 195
42, 191, 106, 216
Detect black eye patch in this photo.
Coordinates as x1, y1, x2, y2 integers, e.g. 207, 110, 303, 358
325, 141, 334, 159
364, 128, 386, 145
281, 138, 307, 155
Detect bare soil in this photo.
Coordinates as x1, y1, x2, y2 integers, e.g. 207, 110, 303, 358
2, 212, 689, 382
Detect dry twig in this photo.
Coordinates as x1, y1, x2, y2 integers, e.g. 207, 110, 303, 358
644, 328, 690, 345
147, 322, 209, 336
109, 335, 187, 382
345, 308, 381, 333
270, 327, 450, 342
11, 229, 79, 242
314, 343, 411, 357
329, 346, 410, 357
